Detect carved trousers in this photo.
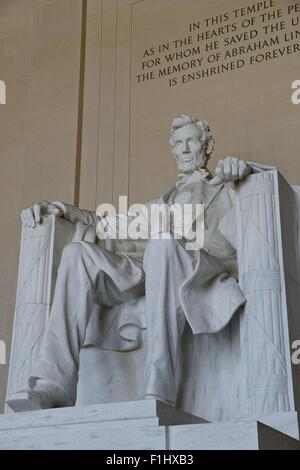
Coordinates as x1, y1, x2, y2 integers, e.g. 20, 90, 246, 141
143, 238, 196, 404
29, 238, 196, 406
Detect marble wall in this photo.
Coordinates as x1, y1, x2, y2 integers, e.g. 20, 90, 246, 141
0, 0, 84, 411
0, 0, 299, 411
80, 0, 300, 210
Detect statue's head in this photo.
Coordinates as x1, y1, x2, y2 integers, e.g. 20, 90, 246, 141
169, 114, 215, 174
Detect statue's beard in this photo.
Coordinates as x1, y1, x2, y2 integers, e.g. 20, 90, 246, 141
177, 153, 207, 173
196, 153, 207, 169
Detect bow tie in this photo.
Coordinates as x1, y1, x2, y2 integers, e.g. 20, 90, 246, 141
176, 169, 211, 189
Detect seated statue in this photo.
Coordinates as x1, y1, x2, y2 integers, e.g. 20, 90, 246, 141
10, 114, 271, 411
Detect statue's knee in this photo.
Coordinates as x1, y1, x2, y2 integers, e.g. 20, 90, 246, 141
145, 237, 180, 261
61, 242, 87, 266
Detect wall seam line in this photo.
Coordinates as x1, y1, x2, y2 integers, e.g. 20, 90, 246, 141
112, 0, 119, 204
95, 0, 103, 210
128, 1, 133, 204
74, 0, 88, 207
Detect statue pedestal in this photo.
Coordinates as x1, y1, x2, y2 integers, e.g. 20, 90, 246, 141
0, 400, 299, 450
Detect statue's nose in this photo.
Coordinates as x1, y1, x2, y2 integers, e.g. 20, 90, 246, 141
183, 142, 190, 153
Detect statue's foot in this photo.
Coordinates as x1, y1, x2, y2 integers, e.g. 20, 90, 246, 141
6, 380, 71, 412
6, 390, 44, 412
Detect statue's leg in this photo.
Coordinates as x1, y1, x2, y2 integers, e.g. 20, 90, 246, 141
24, 241, 144, 409
142, 237, 197, 406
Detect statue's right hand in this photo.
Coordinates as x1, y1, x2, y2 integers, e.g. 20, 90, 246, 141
21, 201, 64, 228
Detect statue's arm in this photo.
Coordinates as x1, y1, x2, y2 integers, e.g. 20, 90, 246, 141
60, 195, 161, 229
21, 194, 161, 230
52, 201, 99, 226
20, 200, 99, 228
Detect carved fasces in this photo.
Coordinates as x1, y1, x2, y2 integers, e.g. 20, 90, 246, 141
5, 216, 75, 407
236, 171, 294, 414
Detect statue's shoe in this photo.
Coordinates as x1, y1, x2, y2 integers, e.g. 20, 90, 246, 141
5, 390, 45, 412
6, 380, 70, 412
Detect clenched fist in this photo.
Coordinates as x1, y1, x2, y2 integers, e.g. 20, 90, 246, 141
21, 201, 64, 228
209, 157, 252, 186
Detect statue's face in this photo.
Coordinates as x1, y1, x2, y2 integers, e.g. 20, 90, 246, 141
171, 124, 206, 173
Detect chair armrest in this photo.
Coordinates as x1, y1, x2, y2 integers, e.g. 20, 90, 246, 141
5, 215, 76, 410
235, 169, 300, 414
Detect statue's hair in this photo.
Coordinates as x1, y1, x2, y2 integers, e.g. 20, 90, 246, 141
169, 114, 215, 158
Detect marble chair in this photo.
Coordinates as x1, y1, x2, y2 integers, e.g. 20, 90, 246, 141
5, 170, 300, 423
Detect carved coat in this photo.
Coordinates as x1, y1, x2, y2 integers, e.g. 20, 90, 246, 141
54, 163, 273, 350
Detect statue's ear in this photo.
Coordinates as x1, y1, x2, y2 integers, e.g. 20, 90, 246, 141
169, 139, 176, 155
171, 146, 177, 157
206, 136, 214, 156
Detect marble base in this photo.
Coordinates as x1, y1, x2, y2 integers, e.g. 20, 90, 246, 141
0, 400, 299, 450
169, 419, 300, 450
239, 411, 300, 440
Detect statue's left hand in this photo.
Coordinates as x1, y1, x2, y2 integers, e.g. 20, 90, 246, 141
209, 157, 252, 186
21, 201, 64, 228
